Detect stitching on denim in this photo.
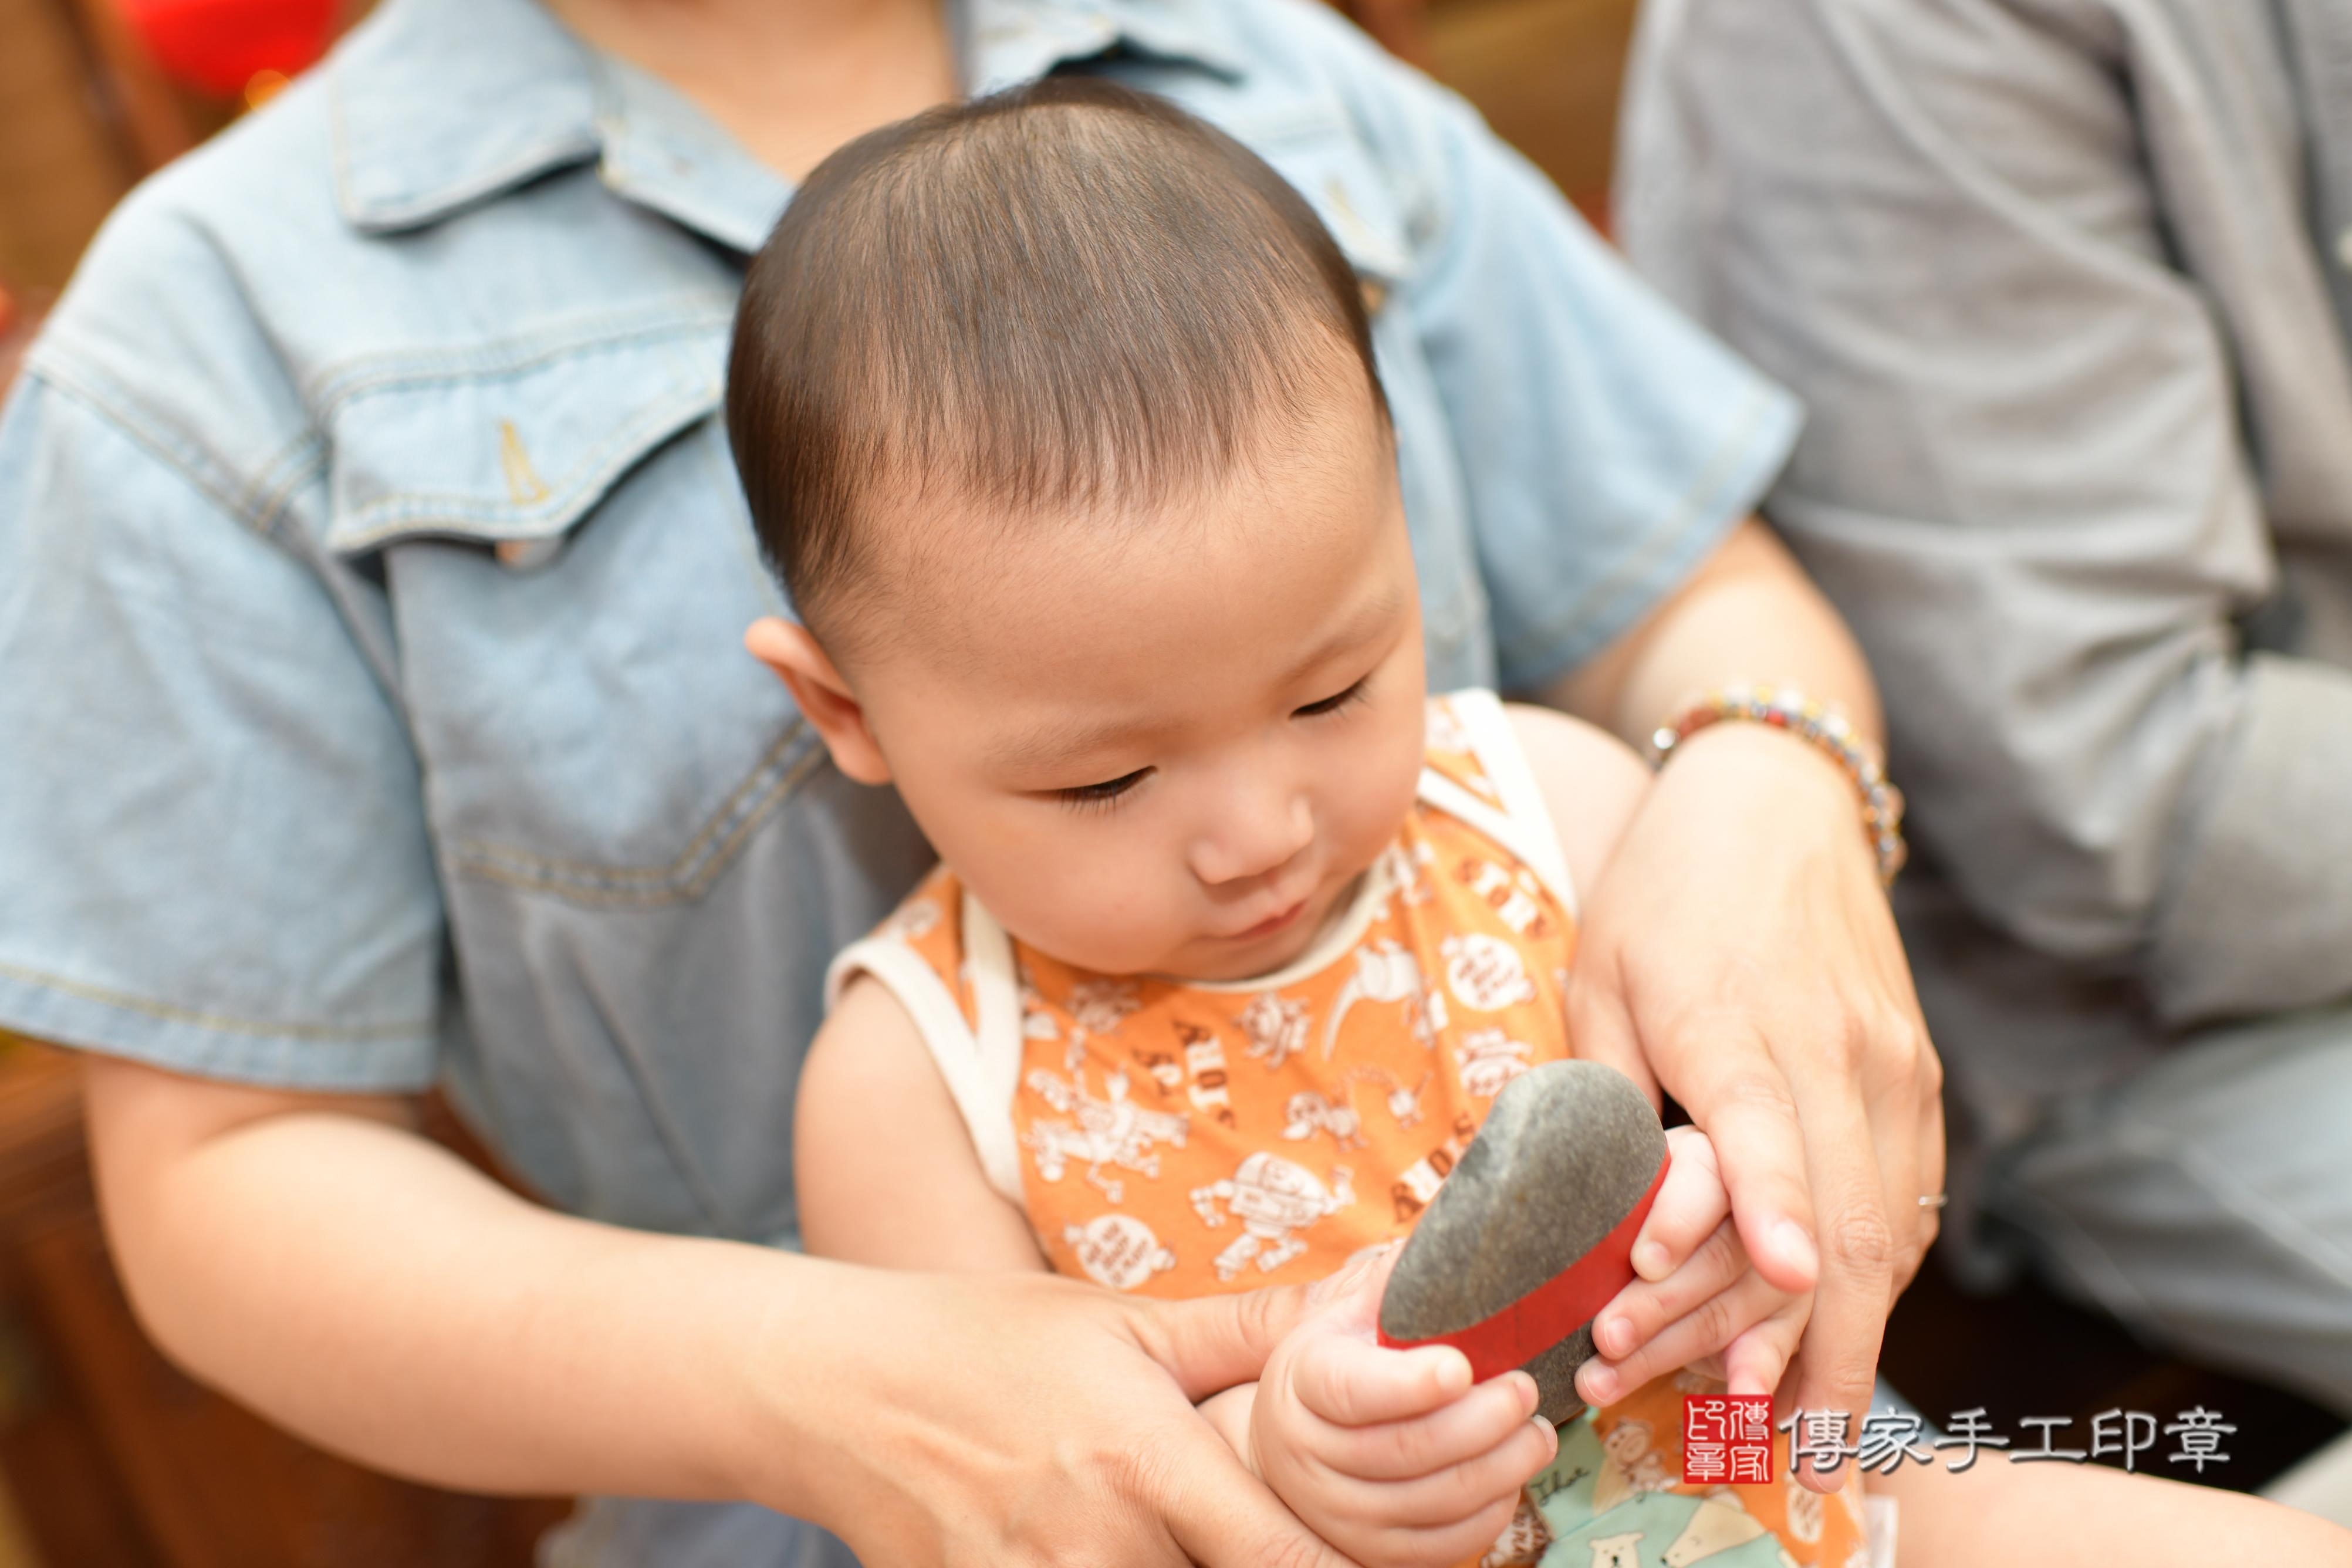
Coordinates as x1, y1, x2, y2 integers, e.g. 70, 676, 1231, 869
328, 379, 717, 551
237, 434, 330, 543
26, 367, 302, 546
0, 959, 430, 1043
1498, 387, 1778, 677
340, 132, 603, 234
448, 728, 827, 905
329, 380, 719, 550
455, 722, 806, 883
308, 303, 731, 414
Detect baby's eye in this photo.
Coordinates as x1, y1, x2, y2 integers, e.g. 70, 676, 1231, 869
1295, 677, 1370, 719
1059, 768, 1151, 811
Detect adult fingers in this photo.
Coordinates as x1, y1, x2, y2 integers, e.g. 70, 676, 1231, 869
1158, 1422, 1367, 1568
1864, 1075, 1930, 1305
1589, 1219, 1747, 1363
1673, 1029, 1821, 1297
1134, 1281, 1318, 1402
1291, 1331, 1475, 1427
1782, 1062, 1894, 1492
1886, 1029, 1948, 1287
1630, 1127, 1729, 1282
1306, 1371, 1538, 1481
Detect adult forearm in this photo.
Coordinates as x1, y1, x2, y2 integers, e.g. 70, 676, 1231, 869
1547, 517, 1934, 1463
1544, 518, 1881, 750
99, 1101, 824, 1508
84, 1059, 1358, 1567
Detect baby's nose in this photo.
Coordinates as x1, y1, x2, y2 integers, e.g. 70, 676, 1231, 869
1188, 790, 1314, 887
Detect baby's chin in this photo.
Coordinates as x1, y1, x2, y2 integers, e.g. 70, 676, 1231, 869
1013, 897, 1333, 985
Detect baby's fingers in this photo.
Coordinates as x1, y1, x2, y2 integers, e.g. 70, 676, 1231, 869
1314, 1370, 1540, 1481
1339, 1492, 1526, 1568
1335, 1411, 1556, 1530
1576, 1269, 1793, 1408
1591, 1218, 1746, 1363
1292, 1330, 1474, 1427
1631, 1126, 1728, 1281
1721, 1299, 1810, 1400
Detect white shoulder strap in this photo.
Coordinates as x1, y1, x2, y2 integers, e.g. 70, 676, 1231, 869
823, 910, 1027, 1207
1418, 690, 1579, 917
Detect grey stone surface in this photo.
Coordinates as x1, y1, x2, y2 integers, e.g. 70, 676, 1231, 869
1379, 1060, 1667, 1423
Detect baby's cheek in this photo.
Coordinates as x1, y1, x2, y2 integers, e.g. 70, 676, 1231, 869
1334, 727, 1424, 865
996, 854, 1187, 974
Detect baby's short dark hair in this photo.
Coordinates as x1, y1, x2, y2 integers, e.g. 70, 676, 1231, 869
726, 76, 1388, 654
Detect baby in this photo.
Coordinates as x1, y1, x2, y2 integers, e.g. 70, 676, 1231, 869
728, 77, 2352, 1568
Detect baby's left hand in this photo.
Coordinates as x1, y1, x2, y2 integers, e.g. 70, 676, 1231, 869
1572, 1126, 1813, 1408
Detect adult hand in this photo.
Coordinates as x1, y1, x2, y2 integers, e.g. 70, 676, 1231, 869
769, 1263, 1365, 1567
1564, 720, 1943, 1488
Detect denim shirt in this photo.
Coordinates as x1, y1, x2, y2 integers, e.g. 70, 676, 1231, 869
0, 0, 1790, 1557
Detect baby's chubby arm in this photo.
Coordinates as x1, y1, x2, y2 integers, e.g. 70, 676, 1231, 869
1502, 702, 1653, 908
795, 975, 1052, 1272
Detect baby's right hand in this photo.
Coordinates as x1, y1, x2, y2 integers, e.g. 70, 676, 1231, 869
1246, 1246, 1558, 1568
1573, 1125, 1814, 1409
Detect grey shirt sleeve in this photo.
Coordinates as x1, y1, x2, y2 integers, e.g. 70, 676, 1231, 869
1615, 0, 2352, 1027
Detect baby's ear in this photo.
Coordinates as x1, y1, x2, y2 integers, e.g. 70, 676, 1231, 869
744, 617, 892, 785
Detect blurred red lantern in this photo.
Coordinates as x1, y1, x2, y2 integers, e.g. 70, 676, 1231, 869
115, 0, 336, 99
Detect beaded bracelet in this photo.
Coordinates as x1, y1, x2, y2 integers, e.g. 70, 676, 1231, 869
1647, 684, 1908, 886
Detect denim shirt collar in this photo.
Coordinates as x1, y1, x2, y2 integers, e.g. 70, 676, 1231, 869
330, 0, 1243, 249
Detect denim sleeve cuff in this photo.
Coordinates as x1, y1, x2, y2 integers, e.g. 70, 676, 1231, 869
1496, 380, 1804, 697
0, 955, 440, 1094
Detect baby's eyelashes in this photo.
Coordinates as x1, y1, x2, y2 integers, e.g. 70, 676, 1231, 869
1057, 766, 1153, 811
1293, 675, 1371, 719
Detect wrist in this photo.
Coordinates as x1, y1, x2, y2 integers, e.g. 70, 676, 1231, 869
1650, 687, 1905, 883
719, 1251, 894, 1519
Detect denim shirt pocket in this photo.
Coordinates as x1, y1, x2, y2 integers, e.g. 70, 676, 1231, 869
315, 302, 935, 1236
322, 302, 733, 563
316, 299, 834, 892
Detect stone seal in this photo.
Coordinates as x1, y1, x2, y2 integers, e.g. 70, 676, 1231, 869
1377, 1059, 1668, 1424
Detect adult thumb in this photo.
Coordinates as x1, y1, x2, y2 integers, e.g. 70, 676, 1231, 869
1130, 1280, 1316, 1401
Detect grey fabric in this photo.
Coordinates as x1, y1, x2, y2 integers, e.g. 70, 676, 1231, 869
1616, 0, 2352, 1407
1988, 1005, 2352, 1412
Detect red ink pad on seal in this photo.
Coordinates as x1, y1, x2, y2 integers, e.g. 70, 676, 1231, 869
1377, 1060, 1670, 1422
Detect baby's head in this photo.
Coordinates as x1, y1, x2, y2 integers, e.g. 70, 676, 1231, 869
730, 79, 1426, 982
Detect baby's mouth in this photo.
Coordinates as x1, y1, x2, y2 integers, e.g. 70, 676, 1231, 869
1223, 884, 1317, 945
1228, 897, 1310, 942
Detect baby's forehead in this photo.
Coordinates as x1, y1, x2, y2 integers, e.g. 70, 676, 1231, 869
852, 423, 1409, 723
